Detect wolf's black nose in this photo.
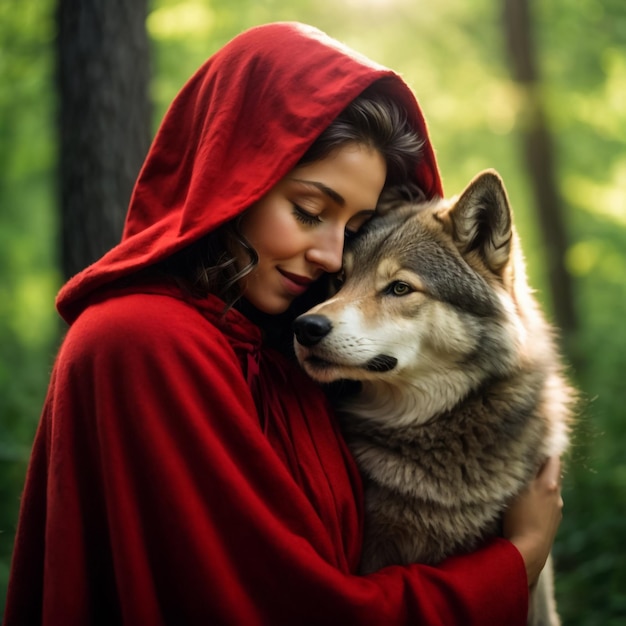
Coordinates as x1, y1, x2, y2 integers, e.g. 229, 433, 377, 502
293, 315, 332, 347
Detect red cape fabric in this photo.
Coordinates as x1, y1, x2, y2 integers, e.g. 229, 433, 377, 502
5, 22, 528, 625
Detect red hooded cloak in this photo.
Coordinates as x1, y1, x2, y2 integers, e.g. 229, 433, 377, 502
4, 22, 528, 625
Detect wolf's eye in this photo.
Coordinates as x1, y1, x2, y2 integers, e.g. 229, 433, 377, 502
387, 281, 412, 296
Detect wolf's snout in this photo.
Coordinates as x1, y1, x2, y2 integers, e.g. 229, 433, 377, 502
293, 315, 332, 347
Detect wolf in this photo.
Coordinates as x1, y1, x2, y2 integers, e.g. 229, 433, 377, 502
293, 170, 574, 626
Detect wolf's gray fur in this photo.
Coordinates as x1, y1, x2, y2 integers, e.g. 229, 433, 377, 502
294, 170, 574, 626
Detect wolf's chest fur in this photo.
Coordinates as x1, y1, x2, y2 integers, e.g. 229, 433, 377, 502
341, 367, 552, 571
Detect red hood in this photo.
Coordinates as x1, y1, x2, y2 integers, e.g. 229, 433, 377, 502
56, 22, 443, 324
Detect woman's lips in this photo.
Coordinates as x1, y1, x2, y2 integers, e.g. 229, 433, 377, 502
278, 269, 315, 294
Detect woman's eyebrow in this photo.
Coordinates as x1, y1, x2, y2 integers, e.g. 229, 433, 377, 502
291, 178, 345, 206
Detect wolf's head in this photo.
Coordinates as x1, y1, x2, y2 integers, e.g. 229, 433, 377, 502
293, 170, 552, 423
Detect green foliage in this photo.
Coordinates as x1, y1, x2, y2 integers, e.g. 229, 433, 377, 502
0, 0, 59, 614
533, 3, 626, 622
1, 0, 625, 622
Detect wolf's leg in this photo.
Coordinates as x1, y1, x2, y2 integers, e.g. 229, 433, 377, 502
527, 553, 561, 626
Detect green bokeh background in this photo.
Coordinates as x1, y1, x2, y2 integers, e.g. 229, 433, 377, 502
1, 0, 625, 622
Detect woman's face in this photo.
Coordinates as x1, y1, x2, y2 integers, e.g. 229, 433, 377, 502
237, 142, 387, 314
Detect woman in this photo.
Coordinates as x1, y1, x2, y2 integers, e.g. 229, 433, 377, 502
4, 22, 562, 625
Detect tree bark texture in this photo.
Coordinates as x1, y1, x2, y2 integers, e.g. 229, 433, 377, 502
503, 0, 578, 336
57, 0, 151, 278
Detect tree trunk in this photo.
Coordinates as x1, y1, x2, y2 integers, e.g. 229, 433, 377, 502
503, 0, 578, 337
57, 0, 151, 278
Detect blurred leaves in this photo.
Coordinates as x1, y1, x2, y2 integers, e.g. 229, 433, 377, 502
0, 0, 59, 608
1, 0, 625, 622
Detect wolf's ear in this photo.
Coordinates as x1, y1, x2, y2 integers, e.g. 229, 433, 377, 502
449, 170, 513, 275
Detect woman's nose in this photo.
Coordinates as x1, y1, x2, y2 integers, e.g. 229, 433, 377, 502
306, 229, 344, 273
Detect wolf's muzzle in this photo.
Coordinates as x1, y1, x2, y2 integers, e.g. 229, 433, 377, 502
293, 315, 332, 347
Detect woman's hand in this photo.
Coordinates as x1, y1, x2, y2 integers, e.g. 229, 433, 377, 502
503, 456, 563, 586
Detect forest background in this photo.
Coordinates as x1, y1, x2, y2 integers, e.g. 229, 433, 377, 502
1, 0, 625, 623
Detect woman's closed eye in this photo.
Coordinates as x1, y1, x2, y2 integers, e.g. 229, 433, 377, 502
292, 204, 322, 226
